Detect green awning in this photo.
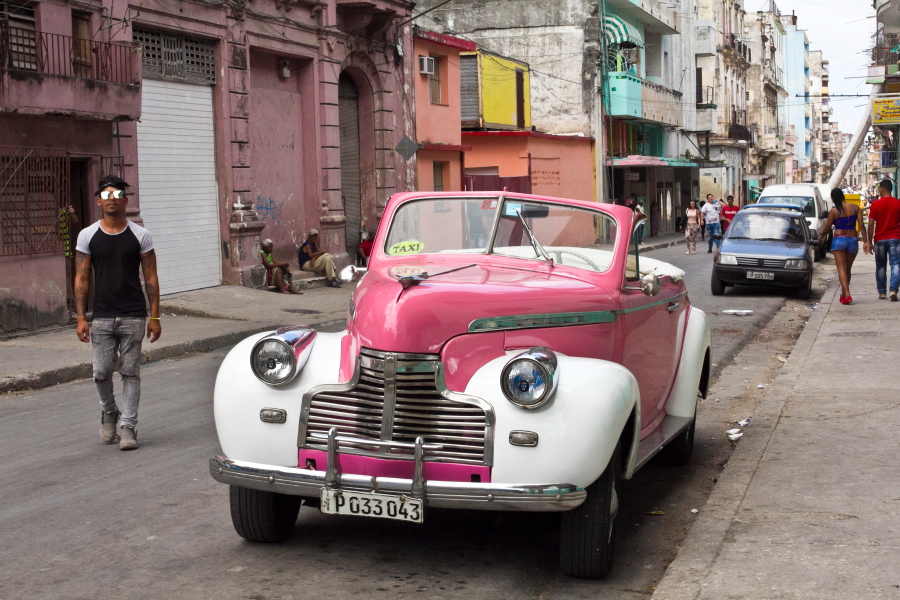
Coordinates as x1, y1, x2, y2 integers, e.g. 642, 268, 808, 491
604, 15, 644, 48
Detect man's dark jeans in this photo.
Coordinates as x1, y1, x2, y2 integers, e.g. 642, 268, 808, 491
706, 223, 721, 251
874, 239, 900, 294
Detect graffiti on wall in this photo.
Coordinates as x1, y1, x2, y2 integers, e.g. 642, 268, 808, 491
256, 196, 285, 225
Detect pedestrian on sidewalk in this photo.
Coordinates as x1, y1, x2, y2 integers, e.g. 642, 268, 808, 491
699, 194, 712, 241
649, 199, 660, 237
684, 200, 700, 254
73, 176, 161, 451
299, 229, 341, 288
701, 196, 722, 253
864, 178, 900, 301
260, 239, 299, 294
822, 188, 867, 305
720, 195, 739, 233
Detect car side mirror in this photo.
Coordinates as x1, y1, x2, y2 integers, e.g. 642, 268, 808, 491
640, 273, 661, 297
809, 240, 822, 247
819, 210, 829, 219
338, 264, 367, 283
713, 234, 723, 240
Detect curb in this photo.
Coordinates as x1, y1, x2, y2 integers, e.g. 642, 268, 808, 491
651, 280, 839, 599
640, 236, 686, 252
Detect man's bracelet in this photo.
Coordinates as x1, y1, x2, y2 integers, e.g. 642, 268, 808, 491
149, 317, 160, 321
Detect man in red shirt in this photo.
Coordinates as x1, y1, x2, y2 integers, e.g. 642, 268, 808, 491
865, 178, 900, 300
720, 195, 740, 233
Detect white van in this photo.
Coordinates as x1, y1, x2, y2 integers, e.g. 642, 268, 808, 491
756, 184, 830, 260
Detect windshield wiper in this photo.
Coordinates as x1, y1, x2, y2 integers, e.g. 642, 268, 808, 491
396, 263, 477, 289
516, 209, 554, 265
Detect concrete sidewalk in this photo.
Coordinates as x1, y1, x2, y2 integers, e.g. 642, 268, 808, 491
0, 284, 354, 393
653, 252, 900, 599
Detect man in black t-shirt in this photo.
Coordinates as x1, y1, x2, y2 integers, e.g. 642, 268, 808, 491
74, 176, 161, 450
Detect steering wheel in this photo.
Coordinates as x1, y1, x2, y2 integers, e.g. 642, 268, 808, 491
552, 250, 602, 272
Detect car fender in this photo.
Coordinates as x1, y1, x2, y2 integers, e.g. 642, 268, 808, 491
214, 330, 345, 467
465, 353, 639, 488
663, 306, 711, 420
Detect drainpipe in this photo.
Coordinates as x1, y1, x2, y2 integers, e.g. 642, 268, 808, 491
827, 82, 882, 189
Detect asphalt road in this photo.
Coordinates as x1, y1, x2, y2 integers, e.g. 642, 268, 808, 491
0, 249, 826, 600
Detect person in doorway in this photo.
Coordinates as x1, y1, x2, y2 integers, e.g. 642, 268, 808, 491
821, 188, 866, 305
260, 239, 299, 294
684, 200, 701, 254
701, 196, 722, 253
864, 178, 900, 301
649, 200, 660, 237
358, 231, 374, 266
60, 202, 80, 313
74, 176, 161, 451
299, 229, 340, 288
720, 195, 739, 233
634, 202, 647, 245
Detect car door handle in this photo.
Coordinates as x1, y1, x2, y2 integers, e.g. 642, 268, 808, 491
667, 302, 680, 312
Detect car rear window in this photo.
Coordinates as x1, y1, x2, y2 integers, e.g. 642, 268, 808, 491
757, 196, 815, 217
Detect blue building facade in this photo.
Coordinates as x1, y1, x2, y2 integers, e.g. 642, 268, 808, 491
781, 15, 811, 182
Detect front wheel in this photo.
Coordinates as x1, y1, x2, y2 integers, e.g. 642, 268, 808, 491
794, 274, 812, 300
560, 446, 620, 579
230, 486, 302, 543
658, 415, 696, 466
710, 270, 726, 296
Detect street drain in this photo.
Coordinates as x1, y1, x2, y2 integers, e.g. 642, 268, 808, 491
282, 308, 322, 314
828, 331, 882, 337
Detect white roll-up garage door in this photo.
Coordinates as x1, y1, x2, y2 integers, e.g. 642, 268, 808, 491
137, 78, 220, 294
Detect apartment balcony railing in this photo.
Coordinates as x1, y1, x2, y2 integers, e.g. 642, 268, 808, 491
721, 33, 751, 62
730, 105, 747, 126
765, 125, 784, 135
1, 25, 135, 84
697, 85, 716, 107
873, 46, 900, 67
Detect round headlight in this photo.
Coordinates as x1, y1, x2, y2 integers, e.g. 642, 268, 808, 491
501, 348, 558, 409
251, 339, 296, 385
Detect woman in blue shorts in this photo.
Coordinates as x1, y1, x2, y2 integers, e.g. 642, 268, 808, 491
820, 188, 867, 304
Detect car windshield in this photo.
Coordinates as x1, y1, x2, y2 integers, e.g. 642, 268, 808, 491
727, 213, 806, 242
756, 196, 816, 217
384, 197, 619, 273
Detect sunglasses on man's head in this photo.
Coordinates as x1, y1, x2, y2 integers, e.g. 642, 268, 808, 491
99, 190, 126, 200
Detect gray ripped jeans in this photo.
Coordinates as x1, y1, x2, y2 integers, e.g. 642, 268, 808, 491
91, 317, 145, 429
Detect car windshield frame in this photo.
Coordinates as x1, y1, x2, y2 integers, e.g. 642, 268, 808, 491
382, 195, 622, 273
756, 196, 816, 217
725, 211, 808, 243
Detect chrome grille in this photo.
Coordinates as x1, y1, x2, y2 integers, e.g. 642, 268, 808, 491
735, 257, 786, 269
736, 257, 760, 267
302, 349, 489, 465
761, 259, 786, 268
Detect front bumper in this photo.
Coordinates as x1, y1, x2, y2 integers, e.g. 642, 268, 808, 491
209, 455, 586, 512
714, 265, 811, 287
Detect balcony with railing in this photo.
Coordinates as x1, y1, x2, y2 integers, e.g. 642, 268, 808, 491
721, 33, 751, 63
606, 0, 680, 35
0, 24, 141, 121
697, 85, 716, 108
727, 104, 752, 141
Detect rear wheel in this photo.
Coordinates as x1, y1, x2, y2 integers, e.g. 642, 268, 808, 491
560, 446, 620, 579
230, 486, 302, 543
710, 270, 726, 296
658, 414, 696, 466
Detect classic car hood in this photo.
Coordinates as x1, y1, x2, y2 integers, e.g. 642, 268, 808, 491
722, 239, 807, 259
351, 261, 617, 354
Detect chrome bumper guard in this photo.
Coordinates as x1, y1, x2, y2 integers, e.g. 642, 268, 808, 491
209, 429, 586, 512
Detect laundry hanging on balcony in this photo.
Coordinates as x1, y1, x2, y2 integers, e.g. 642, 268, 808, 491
604, 15, 644, 48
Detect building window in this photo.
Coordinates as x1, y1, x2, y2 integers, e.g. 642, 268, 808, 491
2, 1, 37, 71
72, 13, 92, 78
133, 27, 216, 85
429, 55, 442, 104
433, 161, 447, 192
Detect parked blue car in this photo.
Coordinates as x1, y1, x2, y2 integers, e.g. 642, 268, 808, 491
711, 205, 821, 299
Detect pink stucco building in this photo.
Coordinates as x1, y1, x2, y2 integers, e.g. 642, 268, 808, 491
1, 0, 416, 333
412, 29, 474, 194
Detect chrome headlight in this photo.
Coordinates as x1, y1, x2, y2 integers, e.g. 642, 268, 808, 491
716, 253, 737, 265
785, 259, 807, 269
250, 326, 317, 386
501, 348, 558, 409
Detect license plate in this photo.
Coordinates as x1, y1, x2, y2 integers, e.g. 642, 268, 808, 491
320, 489, 424, 523
746, 271, 774, 280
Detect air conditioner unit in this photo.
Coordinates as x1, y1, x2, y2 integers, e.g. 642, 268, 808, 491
636, 133, 649, 143
418, 56, 435, 75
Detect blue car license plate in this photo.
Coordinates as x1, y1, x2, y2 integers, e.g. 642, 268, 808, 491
746, 271, 774, 280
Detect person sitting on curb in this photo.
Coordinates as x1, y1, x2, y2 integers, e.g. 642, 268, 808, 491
260, 239, 299, 294
299, 229, 341, 288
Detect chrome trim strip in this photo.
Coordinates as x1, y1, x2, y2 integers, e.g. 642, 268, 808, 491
379, 354, 398, 448
467, 292, 687, 333
468, 310, 618, 333
210, 455, 586, 511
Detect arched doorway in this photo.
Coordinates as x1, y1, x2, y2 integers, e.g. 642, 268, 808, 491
339, 73, 362, 263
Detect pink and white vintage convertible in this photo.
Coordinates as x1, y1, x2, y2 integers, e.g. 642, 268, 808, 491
210, 192, 711, 579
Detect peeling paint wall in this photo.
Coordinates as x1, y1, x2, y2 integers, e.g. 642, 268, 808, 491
0, 255, 68, 333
